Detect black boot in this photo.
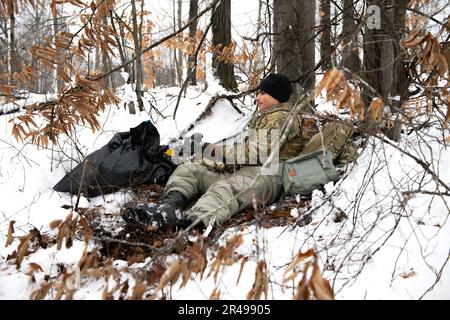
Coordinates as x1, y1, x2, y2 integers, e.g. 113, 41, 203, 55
120, 202, 182, 230
164, 191, 205, 230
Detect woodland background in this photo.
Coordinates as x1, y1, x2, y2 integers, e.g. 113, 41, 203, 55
0, 0, 449, 300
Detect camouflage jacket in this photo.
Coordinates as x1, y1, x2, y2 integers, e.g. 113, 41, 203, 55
202, 103, 304, 172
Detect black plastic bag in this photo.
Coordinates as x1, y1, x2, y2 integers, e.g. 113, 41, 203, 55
53, 121, 177, 197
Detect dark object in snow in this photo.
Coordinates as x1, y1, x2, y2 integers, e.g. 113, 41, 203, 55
120, 190, 206, 231
53, 121, 177, 197
120, 202, 182, 230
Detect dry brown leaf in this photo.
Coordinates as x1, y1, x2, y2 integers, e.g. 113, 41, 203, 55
209, 287, 221, 300
58, 69, 71, 83
186, 242, 207, 279
246, 261, 269, 300
315, 68, 334, 98
421, 35, 433, 61
436, 53, 449, 78
400, 30, 425, 47
179, 260, 191, 289
30, 282, 51, 300
56, 224, 66, 250
400, 269, 417, 279
16, 234, 32, 269
119, 280, 129, 300
320, 68, 342, 98
5, 220, 15, 247
294, 268, 310, 300
400, 29, 420, 45
130, 281, 147, 300
444, 95, 450, 127
102, 277, 113, 300
28, 262, 44, 273
49, 219, 62, 229
284, 248, 315, 277
428, 41, 440, 68
310, 261, 334, 300
156, 260, 182, 292
352, 90, 365, 120
335, 84, 351, 110
368, 97, 384, 121
236, 256, 248, 285
207, 234, 244, 282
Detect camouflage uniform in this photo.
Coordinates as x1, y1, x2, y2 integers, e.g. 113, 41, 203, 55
165, 102, 304, 226
166, 103, 358, 226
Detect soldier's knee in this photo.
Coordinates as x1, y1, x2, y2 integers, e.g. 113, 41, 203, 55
208, 180, 235, 195
172, 162, 203, 176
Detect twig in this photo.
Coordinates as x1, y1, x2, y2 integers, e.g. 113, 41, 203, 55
88, 0, 220, 82
419, 254, 450, 299
0, 139, 39, 167
92, 235, 159, 251
373, 133, 450, 193
173, 22, 212, 119
385, 5, 449, 29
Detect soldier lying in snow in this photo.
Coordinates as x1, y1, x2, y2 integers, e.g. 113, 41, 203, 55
121, 73, 358, 232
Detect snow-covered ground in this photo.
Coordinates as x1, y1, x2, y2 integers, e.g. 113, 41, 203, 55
1, 83, 449, 300
1, 0, 449, 301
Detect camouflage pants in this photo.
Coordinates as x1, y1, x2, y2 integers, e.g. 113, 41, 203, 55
165, 162, 283, 226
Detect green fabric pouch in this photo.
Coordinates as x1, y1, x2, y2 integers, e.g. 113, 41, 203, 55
282, 149, 339, 196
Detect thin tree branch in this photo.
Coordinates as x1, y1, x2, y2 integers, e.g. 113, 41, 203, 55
385, 5, 450, 29
88, 0, 220, 82
173, 22, 212, 119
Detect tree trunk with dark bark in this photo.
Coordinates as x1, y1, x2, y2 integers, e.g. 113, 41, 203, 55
187, 0, 199, 85
342, 0, 361, 73
211, 0, 237, 92
273, 0, 315, 105
8, 1, 20, 86
320, 0, 332, 71
131, 0, 144, 112
363, 0, 409, 140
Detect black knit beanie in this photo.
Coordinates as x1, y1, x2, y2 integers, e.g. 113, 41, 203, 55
257, 73, 292, 103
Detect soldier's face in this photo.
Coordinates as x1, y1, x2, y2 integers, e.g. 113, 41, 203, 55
255, 91, 280, 111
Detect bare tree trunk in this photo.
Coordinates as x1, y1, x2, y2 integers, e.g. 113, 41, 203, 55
187, 0, 199, 85
211, 0, 237, 91
342, 0, 361, 72
52, 8, 64, 93
131, 0, 144, 112
109, 10, 131, 83
363, 0, 409, 101
172, 0, 183, 86
254, 0, 264, 71
0, 18, 8, 86
8, 1, 19, 85
273, 0, 315, 103
363, 0, 409, 140
177, 0, 183, 85
320, 0, 332, 71
94, 46, 100, 71
31, 5, 42, 92
102, 16, 114, 88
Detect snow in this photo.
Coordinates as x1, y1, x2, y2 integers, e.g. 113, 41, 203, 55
1, 0, 450, 302
2, 85, 449, 300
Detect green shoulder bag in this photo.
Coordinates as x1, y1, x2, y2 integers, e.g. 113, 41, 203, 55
282, 149, 339, 196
